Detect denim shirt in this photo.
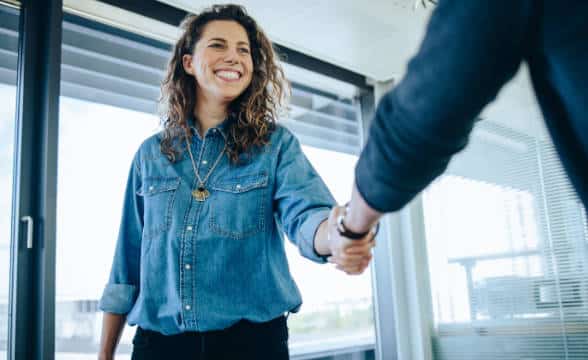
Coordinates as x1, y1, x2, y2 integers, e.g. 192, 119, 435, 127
98, 122, 336, 334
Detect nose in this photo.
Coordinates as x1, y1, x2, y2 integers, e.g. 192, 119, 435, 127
223, 47, 239, 64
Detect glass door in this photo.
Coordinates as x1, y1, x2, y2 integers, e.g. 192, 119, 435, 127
0, 4, 20, 360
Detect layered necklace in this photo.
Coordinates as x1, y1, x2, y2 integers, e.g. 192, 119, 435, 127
185, 130, 227, 201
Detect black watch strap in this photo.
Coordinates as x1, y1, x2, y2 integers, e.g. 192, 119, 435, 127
337, 216, 370, 239
336, 204, 379, 239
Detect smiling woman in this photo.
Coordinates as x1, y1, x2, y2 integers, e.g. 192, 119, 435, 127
97, 4, 374, 360
158, 5, 287, 165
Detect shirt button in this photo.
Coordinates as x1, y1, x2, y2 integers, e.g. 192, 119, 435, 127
186, 226, 193, 231
212, 129, 217, 132
185, 305, 191, 311
148, 185, 154, 191
236, 184, 241, 190
202, 160, 208, 165
185, 264, 191, 270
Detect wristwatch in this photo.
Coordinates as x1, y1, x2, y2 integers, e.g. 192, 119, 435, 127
336, 203, 379, 240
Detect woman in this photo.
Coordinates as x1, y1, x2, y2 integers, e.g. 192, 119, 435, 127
98, 4, 374, 360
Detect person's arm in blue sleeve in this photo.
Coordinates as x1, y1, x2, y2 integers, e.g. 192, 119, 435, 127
347, 1, 534, 230
99, 153, 144, 314
273, 128, 337, 263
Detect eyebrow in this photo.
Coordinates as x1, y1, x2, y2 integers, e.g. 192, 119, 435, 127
208, 38, 250, 47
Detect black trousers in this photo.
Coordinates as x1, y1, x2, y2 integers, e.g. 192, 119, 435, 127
130, 315, 289, 360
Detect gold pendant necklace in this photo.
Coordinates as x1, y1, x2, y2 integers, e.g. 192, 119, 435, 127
185, 131, 226, 202
191, 184, 210, 202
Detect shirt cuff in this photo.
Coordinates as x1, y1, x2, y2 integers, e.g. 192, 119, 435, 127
98, 283, 138, 314
298, 208, 331, 264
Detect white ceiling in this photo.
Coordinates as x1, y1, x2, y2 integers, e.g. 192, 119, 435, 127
157, 0, 433, 82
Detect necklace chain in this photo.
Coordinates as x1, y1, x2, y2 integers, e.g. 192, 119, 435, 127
185, 132, 226, 190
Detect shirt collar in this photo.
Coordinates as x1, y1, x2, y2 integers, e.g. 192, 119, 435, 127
188, 114, 232, 142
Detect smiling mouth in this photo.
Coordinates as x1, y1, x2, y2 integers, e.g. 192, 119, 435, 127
214, 70, 242, 81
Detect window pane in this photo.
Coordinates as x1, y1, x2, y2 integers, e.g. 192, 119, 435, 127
0, 85, 17, 360
55, 97, 158, 359
287, 145, 375, 356
55, 14, 165, 359
0, 4, 20, 360
423, 99, 588, 358
424, 175, 543, 324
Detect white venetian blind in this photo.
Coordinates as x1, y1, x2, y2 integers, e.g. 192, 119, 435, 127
422, 115, 588, 359
0, 8, 362, 156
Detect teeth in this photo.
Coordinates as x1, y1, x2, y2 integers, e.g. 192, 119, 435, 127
216, 71, 240, 80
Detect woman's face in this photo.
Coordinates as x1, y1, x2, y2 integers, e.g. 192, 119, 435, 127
183, 20, 254, 105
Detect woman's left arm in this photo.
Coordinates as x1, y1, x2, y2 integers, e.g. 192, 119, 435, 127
273, 128, 373, 273
273, 128, 335, 263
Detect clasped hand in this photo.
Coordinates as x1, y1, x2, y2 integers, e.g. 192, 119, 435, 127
326, 206, 376, 275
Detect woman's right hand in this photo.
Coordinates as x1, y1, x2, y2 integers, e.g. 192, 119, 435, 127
326, 206, 375, 275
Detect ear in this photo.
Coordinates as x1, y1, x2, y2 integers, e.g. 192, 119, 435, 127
182, 54, 195, 75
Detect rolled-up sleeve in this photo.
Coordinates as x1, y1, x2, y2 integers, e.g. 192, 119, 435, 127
273, 128, 336, 263
99, 153, 144, 314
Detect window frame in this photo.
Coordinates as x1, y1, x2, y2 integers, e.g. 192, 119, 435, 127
8, 0, 63, 359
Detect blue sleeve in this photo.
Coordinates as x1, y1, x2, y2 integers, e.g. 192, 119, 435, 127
355, 0, 534, 212
99, 153, 144, 314
273, 128, 337, 263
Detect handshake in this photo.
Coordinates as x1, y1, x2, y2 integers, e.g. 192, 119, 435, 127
319, 205, 378, 275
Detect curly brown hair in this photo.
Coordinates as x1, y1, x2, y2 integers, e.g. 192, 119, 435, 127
159, 4, 289, 164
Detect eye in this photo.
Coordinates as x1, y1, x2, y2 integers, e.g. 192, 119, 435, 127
238, 48, 250, 54
209, 43, 224, 48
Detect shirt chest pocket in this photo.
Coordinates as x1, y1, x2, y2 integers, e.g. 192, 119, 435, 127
209, 172, 269, 239
137, 177, 181, 241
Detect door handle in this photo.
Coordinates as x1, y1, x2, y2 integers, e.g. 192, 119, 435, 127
20, 215, 33, 249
